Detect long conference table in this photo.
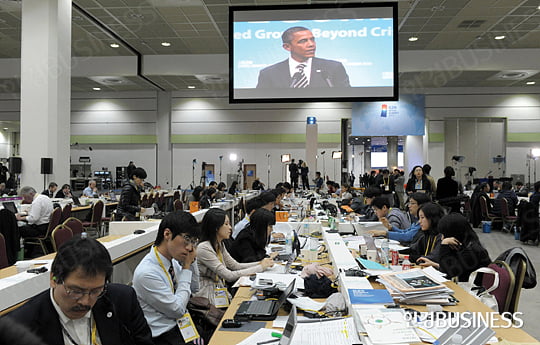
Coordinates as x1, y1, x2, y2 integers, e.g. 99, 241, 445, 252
0, 192, 259, 316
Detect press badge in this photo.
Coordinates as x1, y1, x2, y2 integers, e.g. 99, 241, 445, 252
214, 287, 230, 308
177, 312, 200, 343
385, 185, 390, 191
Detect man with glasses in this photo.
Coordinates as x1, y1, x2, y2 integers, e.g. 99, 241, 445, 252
133, 211, 200, 345
8, 237, 153, 345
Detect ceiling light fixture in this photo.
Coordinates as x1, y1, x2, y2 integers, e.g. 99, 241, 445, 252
187, 86, 196, 89
408, 36, 418, 42
110, 43, 120, 48
161, 42, 171, 47
526, 81, 536, 85
3, 128, 8, 130
494, 35, 505, 40
92, 87, 101, 91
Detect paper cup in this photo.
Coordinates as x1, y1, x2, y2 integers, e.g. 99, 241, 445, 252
15, 262, 33, 273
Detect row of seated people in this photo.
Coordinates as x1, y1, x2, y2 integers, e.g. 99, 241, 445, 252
7, 207, 278, 345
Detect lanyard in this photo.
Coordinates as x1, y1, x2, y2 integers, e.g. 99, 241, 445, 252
61, 318, 97, 345
153, 246, 175, 293
215, 246, 226, 286
424, 235, 436, 256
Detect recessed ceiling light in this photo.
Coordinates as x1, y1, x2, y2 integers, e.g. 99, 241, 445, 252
187, 86, 196, 89
161, 42, 171, 47
494, 35, 505, 40
538, 5, 540, 10
93, 87, 101, 91
526, 81, 536, 85
408, 36, 418, 42
110, 43, 120, 48
3, 128, 8, 130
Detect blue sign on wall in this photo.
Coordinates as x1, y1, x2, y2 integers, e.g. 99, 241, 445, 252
351, 94, 425, 136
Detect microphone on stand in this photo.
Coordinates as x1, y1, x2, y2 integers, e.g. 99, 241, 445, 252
289, 72, 302, 88
320, 71, 334, 87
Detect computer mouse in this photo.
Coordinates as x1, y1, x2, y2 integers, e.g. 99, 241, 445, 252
133, 229, 146, 235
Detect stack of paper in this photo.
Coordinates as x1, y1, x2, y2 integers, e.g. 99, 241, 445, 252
377, 268, 455, 305
355, 308, 420, 344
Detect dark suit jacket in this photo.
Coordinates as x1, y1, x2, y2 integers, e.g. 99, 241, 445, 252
229, 229, 267, 263
8, 284, 154, 345
256, 57, 350, 88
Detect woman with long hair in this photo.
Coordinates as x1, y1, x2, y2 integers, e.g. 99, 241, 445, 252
405, 165, 432, 196
229, 208, 279, 262
228, 181, 239, 196
195, 208, 274, 307
407, 202, 445, 263
418, 213, 491, 281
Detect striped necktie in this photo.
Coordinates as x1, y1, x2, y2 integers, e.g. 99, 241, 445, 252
292, 63, 308, 88
168, 265, 177, 292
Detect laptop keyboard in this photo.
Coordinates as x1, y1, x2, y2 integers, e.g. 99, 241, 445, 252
246, 300, 274, 314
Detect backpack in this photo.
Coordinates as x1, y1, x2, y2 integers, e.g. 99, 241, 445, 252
495, 247, 537, 289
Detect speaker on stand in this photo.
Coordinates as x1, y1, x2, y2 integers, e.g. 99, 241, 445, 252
41, 158, 53, 191
8, 157, 22, 191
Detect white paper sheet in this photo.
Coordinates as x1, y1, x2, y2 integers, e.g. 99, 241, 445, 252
236, 328, 278, 345
286, 297, 326, 311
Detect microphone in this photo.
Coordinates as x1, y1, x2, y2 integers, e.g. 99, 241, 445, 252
289, 72, 302, 88
320, 71, 334, 87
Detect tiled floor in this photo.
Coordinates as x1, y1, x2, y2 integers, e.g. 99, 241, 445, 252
474, 227, 540, 341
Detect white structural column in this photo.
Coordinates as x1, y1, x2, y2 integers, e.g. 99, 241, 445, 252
387, 136, 398, 169
305, 120, 318, 184
20, 0, 71, 190
156, 91, 173, 188
404, 136, 424, 174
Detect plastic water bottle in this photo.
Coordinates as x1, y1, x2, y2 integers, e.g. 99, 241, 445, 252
380, 239, 390, 266
303, 223, 309, 236
449, 334, 463, 345
402, 255, 411, 270
284, 232, 293, 255
18, 238, 24, 261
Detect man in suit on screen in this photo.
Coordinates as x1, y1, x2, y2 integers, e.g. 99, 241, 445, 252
256, 26, 350, 88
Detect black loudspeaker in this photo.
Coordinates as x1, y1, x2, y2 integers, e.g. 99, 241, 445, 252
41, 158, 53, 174
8, 157, 21, 174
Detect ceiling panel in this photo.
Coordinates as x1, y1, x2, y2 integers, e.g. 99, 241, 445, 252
0, 0, 536, 92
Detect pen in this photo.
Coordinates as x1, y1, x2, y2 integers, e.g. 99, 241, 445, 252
256, 339, 280, 345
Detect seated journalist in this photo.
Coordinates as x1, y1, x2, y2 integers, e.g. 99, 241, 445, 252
256, 26, 350, 89
132, 211, 200, 345
8, 237, 153, 345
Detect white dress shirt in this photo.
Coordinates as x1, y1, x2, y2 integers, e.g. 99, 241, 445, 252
288, 57, 312, 83
26, 194, 53, 225
132, 247, 200, 337
50, 289, 102, 345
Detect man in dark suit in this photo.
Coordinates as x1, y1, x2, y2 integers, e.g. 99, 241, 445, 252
256, 26, 350, 88
9, 237, 153, 345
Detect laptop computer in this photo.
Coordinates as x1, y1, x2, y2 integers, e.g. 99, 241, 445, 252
279, 307, 297, 345
2, 201, 18, 214
234, 280, 295, 321
71, 196, 81, 206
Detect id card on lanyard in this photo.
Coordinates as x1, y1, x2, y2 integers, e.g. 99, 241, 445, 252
153, 247, 200, 342
214, 248, 230, 308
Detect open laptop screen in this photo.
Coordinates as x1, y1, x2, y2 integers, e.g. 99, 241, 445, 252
2, 202, 17, 214
279, 307, 297, 345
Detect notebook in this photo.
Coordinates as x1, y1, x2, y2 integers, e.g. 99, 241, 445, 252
234, 280, 295, 321
2, 201, 18, 214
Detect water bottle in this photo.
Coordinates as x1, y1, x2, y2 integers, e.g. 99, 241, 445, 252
380, 239, 390, 266
449, 334, 463, 345
284, 232, 293, 255
303, 223, 309, 236
402, 255, 411, 270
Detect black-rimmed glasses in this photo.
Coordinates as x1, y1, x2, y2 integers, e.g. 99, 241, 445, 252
62, 283, 107, 300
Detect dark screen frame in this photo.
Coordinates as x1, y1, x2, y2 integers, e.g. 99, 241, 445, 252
228, 2, 399, 104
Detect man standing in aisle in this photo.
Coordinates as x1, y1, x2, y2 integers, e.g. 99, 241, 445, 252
133, 211, 201, 345
8, 237, 154, 345
289, 159, 299, 190
256, 26, 350, 88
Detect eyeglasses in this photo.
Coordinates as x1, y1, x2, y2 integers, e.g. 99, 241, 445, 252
409, 202, 418, 205
62, 283, 107, 300
181, 234, 199, 247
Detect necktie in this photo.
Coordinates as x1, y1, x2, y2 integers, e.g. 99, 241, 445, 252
168, 265, 177, 292
292, 63, 308, 88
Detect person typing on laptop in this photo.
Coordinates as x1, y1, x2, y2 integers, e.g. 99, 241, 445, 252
194, 208, 274, 308
16, 186, 53, 239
